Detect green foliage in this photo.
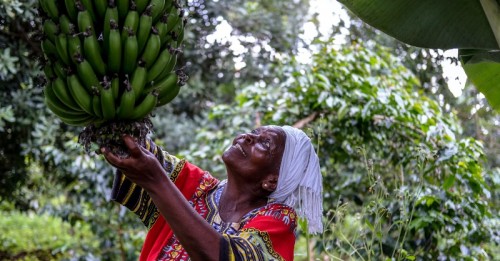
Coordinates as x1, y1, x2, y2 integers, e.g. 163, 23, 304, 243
0, 211, 98, 260
185, 40, 496, 259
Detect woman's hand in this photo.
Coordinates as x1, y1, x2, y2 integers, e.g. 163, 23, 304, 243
101, 135, 167, 191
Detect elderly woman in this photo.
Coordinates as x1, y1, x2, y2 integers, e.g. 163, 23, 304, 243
101, 125, 323, 261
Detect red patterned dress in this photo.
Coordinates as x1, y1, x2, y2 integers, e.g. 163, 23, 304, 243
111, 140, 297, 260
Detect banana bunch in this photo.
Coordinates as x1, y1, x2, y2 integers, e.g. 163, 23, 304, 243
39, 0, 187, 126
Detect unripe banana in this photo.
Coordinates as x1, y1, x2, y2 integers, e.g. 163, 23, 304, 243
116, 0, 130, 22
137, 6, 153, 54
67, 74, 94, 115
166, 7, 182, 33
43, 64, 56, 80
121, 6, 139, 42
41, 38, 58, 61
59, 15, 72, 35
100, 80, 116, 120
130, 62, 147, 95
53, 60, 68, 80
55, 33, 71, 65
107, 20, 122, 74
67, 33, 83, 65
156, 81, 180, 106
146, 71, 176, 96
77, 6, 94, 34
94, 0, 108, 20
117, 79, 136, 119
64, 0, 79, 22
141, 28, 161, 68
80, 0, 97, 23
93, 93, 103, 119
83, 28, 107, 75
103, 0, 119, 52
111, 76, 120, 100
42, 19, 59, 43
146, 47, 172, 82
45, 82, 86, 118
154, 50, 177, 81
122, 28, 139, 74
130, 91, 158, 119
75, 55, 102, 92
135, 0, 150, 14
52, 77, 81, 111
150, 0, 165, 23
43, 0, 59, 20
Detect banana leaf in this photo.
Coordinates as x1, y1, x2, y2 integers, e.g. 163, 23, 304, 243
338, 0, 500, 111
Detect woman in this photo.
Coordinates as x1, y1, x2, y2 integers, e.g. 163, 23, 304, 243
101, 125, 323, 261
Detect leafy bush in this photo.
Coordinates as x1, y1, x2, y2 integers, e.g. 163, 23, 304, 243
0, 211, 99, 260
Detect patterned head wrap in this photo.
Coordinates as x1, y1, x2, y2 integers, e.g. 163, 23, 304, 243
269, 126, 323, 234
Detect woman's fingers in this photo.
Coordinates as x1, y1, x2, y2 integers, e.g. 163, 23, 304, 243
101, 147, 123, 169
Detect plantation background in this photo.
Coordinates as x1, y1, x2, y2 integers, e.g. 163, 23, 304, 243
1, 0, 499, 260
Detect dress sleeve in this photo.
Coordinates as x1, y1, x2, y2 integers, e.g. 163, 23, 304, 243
220, 204, 297, 261
110, 139, 185, 229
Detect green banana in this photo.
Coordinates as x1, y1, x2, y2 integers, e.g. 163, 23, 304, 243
93, 93, 103, 119
53, 60, 68, 80
52, 77, 81, 111
137, 6, 153, 54
67, 74, 94, 115
58, 115, 96, 126
130, 62, 147, 95
80, 0, 97, 23
107, 20, 122, 74
150, 0, 165, 23
42, 19, 59, 43
154, 50, 177, 81
41, 38, 58, 61
43, 0, 59, 20
94, 0, 108, 20
59, 15, 72, 35
55, 33, 71, 65
67, 33, 83, 64
166, 7, 182, 33
122, 3, 139, 41
117, 79, 136, 119
122, 28, 139, 74
83, 28, 106, 75
146, 71, 177, 95
43, 63, 56, 80
45, 82, 88, 118
156, 14, 169, 47
116, 0, 130, 22
77, 6, 94, 34
146, 47, 172, 82
135, 0, 150, 14
75, 56, 102, 92
111, 76, 120, 100
100, 81, 116, 120
130, 91, 158, 119
141, 28, 161, 68
64, 0, 78, 22
103, 0, 119, 52
156, 81, 180, 106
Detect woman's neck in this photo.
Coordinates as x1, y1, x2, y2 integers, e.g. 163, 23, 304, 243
218, 178, 268, 223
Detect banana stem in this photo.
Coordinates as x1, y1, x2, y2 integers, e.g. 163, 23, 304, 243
479, 0, 500, 48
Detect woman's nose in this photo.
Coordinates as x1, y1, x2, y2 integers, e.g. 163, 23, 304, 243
242, 133, 257, 143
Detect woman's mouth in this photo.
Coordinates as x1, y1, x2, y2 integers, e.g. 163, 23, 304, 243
234, 143, 246, 157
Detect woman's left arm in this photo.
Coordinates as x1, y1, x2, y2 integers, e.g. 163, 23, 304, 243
101, 135, 222, 261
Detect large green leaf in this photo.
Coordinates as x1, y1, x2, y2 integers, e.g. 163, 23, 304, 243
461, 50, 500, 110
337, 0, 499, 49
338, 0, 500, 111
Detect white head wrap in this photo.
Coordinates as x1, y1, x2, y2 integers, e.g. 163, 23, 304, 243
269, 126, 323, 234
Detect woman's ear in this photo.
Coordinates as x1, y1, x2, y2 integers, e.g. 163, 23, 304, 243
262, 174, 278, 192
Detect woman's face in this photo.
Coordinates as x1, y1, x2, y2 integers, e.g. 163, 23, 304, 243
222, 126, 286, 181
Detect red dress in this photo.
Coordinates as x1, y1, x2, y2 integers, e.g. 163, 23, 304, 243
111, 140, 297, 260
